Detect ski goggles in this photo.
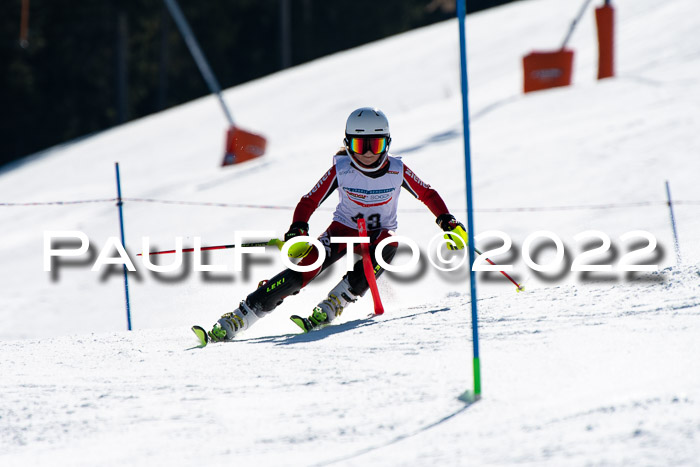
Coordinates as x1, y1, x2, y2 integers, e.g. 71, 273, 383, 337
346, 136, 389, 155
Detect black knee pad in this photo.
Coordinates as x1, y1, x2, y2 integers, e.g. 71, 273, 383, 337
246, 269, 304, 315
346, 242, 397, 296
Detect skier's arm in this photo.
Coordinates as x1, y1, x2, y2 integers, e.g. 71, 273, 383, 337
402, 164, 468, 249
401, 164, 450, 218
282, 166, 338, 259
287, 165, 338, 235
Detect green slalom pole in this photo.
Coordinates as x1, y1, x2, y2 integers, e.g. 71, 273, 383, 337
457, 0, 481, 402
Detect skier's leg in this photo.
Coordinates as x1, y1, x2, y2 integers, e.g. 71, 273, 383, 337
291, 229, 397, 332
211, 268, 304, 341
290, 275, 359, 332
345, 229, 398, 297
211, 222, 352, 340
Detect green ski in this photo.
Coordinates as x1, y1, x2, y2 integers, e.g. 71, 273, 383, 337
290, 315, 314, 333
290, 307, 329, 333
191, 325, 209, 347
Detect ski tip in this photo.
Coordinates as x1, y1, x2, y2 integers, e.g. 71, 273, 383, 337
289, 315, 310, 333
191, 325, 209, 347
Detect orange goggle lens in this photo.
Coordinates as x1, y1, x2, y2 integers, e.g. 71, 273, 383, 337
348, 137, 388, 155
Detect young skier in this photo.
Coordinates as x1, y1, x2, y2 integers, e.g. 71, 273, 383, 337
203, 107, 468, 341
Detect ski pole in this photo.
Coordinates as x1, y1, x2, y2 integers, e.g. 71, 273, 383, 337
137, 238, 284, 256
474, 246, 525, 292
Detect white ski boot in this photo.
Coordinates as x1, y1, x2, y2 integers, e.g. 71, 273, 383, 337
290, 277, 359, 332
209, 300, 260, 341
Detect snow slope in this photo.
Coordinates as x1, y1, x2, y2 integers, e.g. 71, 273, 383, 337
2, 0, 700, 465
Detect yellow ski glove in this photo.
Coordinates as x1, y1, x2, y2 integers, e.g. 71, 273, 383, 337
436, 213, 469, 250
445, 224, 469, 250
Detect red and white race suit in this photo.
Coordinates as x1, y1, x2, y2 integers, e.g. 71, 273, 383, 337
293, 154, 449, 231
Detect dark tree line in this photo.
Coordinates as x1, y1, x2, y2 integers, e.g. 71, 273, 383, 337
0, 0, 516, 167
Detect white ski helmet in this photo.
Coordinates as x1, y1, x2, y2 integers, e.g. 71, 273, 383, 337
344, 107, 392, 172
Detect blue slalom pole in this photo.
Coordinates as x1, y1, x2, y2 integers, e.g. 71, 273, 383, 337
115, 162, 132, 330
457, 0, 481, 401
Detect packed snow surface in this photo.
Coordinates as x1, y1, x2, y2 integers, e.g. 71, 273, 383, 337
2, 0, 700, 465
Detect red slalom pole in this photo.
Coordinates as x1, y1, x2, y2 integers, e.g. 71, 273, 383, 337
357, 218, 384, 315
